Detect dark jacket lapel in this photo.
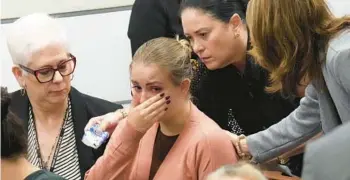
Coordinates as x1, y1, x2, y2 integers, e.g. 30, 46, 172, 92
69, 87, 95, 179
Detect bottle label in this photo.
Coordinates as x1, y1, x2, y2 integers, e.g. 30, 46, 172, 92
82, 124, 109, 149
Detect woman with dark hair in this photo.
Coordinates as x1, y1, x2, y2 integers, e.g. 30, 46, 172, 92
179, 0, 304, 176
227, 0, 350, 178
1, 87, 65, 180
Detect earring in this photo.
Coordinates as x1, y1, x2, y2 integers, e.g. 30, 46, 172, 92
20, 83, 27, 96
20, 87, 26, 96
70, 74, 74, 81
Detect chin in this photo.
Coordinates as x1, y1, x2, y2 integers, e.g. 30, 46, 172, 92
47, 93, 69, 104
205, 63, 220, 70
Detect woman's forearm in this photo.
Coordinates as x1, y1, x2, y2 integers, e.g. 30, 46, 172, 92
85, 120, 144, 179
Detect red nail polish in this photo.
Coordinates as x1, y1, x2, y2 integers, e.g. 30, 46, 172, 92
166, 100, 171, 104
166, 96, 170, 100
160, 93, 165, 97
165, 108, 168, 111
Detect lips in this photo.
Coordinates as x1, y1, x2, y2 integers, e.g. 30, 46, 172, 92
200, 57, 211, 63
50, 89, 66, 94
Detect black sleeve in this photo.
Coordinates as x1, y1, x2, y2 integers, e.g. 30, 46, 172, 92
82, 94, 123, 117
127, 0, 167, 55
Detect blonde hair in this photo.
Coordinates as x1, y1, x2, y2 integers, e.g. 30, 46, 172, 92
207, 162, 267, 180
247, 0, 350, 96
131, 36, 193, 86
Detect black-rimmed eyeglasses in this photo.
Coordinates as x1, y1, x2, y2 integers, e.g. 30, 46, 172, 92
19, 54, 77, 83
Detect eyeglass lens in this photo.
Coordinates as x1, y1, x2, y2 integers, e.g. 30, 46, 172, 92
35, 60, 75, 82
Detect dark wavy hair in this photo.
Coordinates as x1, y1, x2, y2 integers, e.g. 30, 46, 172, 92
1, 87, 27, 159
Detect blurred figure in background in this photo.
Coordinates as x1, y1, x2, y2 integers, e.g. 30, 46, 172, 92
207, 162, 267, 180
128, 0, 183, 56
1, 87, 65, 180
6, 13, 123, 180
302, 122, 350, 179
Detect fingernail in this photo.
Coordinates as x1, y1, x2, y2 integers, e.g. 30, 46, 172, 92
165, 96, 170, 100
166, 100, 171, 104
165, 108, 168, 111
160, 93, 165, 97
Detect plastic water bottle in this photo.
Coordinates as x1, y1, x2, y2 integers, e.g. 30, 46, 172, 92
82, 124, 109, 149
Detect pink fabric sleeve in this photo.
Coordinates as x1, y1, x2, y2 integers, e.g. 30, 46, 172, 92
195, 130, 239, 180
85, 119, 144, 180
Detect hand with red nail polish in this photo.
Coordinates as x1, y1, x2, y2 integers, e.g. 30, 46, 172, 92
127, 92, 170, 133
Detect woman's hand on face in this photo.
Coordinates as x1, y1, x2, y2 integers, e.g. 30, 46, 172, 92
127, 92, 170, 133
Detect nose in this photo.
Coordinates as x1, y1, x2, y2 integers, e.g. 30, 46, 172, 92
139, 91, 151, 104
52, 71, 63, 83
192, 40, 204, 54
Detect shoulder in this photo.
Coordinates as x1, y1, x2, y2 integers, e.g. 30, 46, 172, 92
326, 30, 350, 68
188, 125, 238, 170
25, 170, 66, 180
191, 112, 234, 152
70, 87, 123, 114
328, 30, 350, 53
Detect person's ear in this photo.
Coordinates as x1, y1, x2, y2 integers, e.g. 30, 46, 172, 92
229, 13, 243, 38
12, 66, 26, 88
180, 78, 191, 96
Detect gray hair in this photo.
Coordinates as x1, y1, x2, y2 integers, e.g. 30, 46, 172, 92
207, 162, 267, 180
6, 13, 69, 66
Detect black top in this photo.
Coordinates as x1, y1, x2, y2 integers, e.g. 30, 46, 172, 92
149, 128, 179, 179
128, 0, 183, 55
24, 170, 66, 180
9, 87, 123, 180
191, 57, 304, 176
191, 57, 300, 135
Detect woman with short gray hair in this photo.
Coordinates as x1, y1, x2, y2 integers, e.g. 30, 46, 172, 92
6, 13, 123, 180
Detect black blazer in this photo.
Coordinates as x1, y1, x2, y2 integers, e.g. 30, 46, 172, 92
9, 87, 123, 179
